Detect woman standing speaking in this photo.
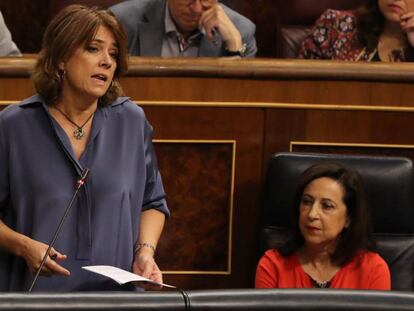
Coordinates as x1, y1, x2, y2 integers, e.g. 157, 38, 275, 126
0, 5, 169, 291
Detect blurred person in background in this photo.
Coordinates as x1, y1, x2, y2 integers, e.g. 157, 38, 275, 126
0, 11, 21, 56
299, 0, 414, 61
110, 0, 257, 57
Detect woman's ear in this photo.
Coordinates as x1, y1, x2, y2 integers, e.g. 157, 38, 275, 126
345, 216, 351, 229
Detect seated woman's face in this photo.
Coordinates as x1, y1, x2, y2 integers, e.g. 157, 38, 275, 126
299, 177, 350, 250
379, 0, 414, 23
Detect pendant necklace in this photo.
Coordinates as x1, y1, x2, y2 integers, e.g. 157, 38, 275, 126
53, 106, 96, 140
312, 279, 331, 289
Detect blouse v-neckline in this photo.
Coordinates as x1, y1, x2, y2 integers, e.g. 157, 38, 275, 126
45, 105, 106, 168
294, 253, 340, 288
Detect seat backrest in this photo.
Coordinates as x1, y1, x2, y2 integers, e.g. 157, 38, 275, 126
275, 0, 365, 58
260, 152, 414, 291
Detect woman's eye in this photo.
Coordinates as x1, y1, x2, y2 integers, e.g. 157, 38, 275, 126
322, 203, 334, 209
110, 52, 118, 59
87, 46, 98, 53
301, 197, 313, 205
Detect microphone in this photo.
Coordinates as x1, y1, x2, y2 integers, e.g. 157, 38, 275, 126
28, 168, 90, 292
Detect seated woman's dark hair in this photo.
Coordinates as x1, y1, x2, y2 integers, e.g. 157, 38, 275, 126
355, 0, 384, 52
279, 162, 376, 266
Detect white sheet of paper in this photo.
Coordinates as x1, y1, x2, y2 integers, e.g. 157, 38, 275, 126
82, 265, 176, 288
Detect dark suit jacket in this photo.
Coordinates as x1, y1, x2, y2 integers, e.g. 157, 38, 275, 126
110, 0, 257, 57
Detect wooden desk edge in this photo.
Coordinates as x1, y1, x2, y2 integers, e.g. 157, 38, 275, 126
1, 56, 413, 82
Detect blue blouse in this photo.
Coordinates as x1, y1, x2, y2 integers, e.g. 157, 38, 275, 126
0, 95, 169, 291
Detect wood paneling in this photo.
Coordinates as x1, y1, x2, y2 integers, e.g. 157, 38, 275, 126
123, 78, 414, 107
144, 106, 264, 289
154, 141, 234, 272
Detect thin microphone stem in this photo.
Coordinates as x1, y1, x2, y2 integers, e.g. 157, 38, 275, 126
179, 288, 190, 311
28, 168, 90, 292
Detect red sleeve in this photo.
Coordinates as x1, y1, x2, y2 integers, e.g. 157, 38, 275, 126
298, 10, 336, 59
368, 253, 391, 290
255, 250, 279, 288
299, 10, 355, 59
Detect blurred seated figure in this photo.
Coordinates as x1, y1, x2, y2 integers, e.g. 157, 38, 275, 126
255, 163, 391, 289
109, 0, 257, 57
298, 0, 414, 61
0, 11, 21, 56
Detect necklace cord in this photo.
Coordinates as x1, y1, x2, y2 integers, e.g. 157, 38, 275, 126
53, 106, 96, 140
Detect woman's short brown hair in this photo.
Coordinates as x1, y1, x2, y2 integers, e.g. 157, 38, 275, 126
32, 4, 128, 106
355, 0, 384, 52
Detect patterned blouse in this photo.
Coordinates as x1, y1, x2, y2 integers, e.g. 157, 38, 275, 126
298, 9, 406, 62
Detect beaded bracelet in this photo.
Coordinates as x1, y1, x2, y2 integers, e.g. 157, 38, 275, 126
134, 242, 156, 254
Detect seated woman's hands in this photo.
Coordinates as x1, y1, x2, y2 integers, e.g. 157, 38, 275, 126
21, 238, 69, 277
401, 12, 414, 47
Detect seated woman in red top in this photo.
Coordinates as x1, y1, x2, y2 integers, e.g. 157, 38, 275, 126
299, 0, 414, 61
255, 163, 391, 290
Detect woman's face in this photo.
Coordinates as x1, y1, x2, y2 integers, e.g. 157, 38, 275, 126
379, 0, 414, 23
299, 177, 350, 250
60, 26, 118, 103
